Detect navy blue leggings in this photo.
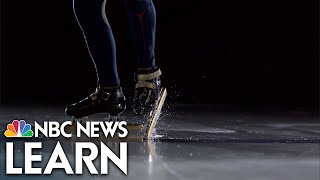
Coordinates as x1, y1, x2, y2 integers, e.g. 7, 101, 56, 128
73, 0, 156, 87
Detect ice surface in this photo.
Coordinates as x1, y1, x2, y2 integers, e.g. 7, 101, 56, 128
0, 105, 319, 180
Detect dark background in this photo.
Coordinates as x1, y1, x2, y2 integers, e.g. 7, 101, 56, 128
1, 0, 319, 111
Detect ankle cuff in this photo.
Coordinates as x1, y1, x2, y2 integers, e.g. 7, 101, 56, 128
137, 68, 161, 81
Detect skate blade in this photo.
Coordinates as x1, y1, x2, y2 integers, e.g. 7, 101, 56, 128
145, 88, 167, 140
70, 113, 126, 122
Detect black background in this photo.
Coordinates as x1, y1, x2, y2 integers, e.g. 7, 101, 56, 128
1, 0, 319, 111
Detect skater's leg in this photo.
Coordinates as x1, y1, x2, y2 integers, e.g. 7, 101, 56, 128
66, 0, 126, 118
123, 0, 156, 69
123, 0, 161, 114
73, 0, 120, 87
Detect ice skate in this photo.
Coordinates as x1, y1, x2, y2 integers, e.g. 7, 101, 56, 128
133, 66, 162, 115
65, 86, 126, 119
132, 67, 167, 140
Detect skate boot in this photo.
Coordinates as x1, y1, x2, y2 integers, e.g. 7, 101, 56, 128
133, 66, 162, 115
65, 86, 126, 118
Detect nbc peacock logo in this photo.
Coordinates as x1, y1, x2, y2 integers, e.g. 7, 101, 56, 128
4, 120, 34, 138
